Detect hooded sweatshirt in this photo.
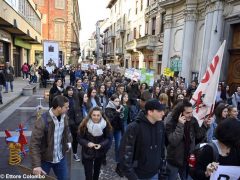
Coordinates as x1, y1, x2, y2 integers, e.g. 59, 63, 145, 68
119, 110, 165, 179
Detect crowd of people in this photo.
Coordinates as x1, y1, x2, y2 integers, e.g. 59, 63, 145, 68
26, 64, 240, 180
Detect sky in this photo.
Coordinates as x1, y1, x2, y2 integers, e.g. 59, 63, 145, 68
79, 0, 109, 45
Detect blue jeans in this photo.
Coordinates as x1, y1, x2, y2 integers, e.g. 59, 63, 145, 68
5, 81, 13, 92
166, 162, 192, 180
138, 173, 158, 180
41, 157, 68, 180
113, 130, 122, 162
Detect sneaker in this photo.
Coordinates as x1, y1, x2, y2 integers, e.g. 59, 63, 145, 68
73, 154, 80, 162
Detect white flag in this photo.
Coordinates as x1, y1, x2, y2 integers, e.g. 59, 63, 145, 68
190, 41, 226, 126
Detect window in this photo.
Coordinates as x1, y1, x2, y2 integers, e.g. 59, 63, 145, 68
147, 0, 150, 6
160, 12, 166, 33
140, 0, 143, 11
115, 4, 116, 13
135, 1, 138, 15
133, 28, 137, 39
157, 55, 162, 74
55, 0, 65, 9
139, 25, 142, 38
128, 9, 131, 18
152, 17, 156, 35
145, 21, 149, 35
127, 33, 130, 42
54, 19, 65, 41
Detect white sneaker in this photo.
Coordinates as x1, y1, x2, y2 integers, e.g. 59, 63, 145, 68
73, 154, 80, 162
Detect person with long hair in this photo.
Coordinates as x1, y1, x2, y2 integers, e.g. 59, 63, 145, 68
64, 86, 82, 161
77, 107, 112, 180
167, 89, 176, 110
105, 94, 124, 176
80, 92, 89, 119
97, 84, 108, 110
153, 86, 161, 99
49, 78, 64, 108
86, 87, 101, 109
207, 103, 229, 142
140, 83, 149, 96
193, 119, 240, 179
121, 92, 130, 132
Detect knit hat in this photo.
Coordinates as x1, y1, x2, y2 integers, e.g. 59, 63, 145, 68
145, 99, 165, 111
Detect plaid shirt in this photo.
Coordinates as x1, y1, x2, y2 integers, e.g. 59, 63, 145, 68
49, 109, 65, 163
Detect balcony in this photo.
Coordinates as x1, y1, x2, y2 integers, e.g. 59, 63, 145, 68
145, 2, 158, 16
125, 39, 137, 51
158, 0, 182, 8
136, 35, 158, 50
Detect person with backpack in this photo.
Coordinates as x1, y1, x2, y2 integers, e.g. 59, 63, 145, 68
30, 95, 71, 180
119, 99, 166, 180
165, 100, 211, 180
193, 118, 240, 179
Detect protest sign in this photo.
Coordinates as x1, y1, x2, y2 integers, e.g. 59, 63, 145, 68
81, 63, 89, 70
210, 165, 240, 180
96, 69, 103, 75
163, 68, 174, 77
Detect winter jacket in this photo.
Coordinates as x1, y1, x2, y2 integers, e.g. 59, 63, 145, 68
77, 122, 112, 160
3, 66, 14, 82
119, 110, 165, 180
105, 101, 123, 131
30, 111, 71, 168
21, 64, 29, 73
165, 115, 208, 168
49, 86, 64, 108
0, 71, 6, 85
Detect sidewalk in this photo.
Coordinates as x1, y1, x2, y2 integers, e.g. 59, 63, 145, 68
0, 78, 30, 111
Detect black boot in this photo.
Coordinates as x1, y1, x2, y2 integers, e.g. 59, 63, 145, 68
115, 163, 124, 177
0, 99, 2, 104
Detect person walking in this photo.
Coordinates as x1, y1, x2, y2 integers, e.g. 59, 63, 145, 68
21, 63, 29, 80
30, 95, 71, 180
119, 99, 166, 180
77, 107, 112, 180
3, 62, 14, 93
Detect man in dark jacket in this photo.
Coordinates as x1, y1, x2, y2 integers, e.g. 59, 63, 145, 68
165, 100, 211, 180
119, 99, 166, 180
0, 70, 6, 104
3, 62, 14, 93
30, 95, 71, 180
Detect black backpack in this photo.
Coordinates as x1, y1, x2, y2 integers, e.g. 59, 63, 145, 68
189, 142, 219, 178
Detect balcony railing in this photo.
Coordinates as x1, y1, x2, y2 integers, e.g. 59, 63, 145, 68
125, 39, 137, 51
145, 1, 158, 15
136, 35, 158, 49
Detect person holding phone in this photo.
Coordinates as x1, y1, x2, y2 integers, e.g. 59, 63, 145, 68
77, 107, 112, 180
165, 100, 211, 180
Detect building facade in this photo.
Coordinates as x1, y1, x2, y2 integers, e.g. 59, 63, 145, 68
103, 0, 164, 77
159, 0, 240, 89
33, 0, 81, 66
0, 0, 42, 76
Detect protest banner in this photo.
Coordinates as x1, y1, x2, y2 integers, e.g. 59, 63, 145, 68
210, 165, 240, 180
81, 63, 89, 71
96, 69, 103, 75
140, 68, 154, 86
190, 40, 226, 126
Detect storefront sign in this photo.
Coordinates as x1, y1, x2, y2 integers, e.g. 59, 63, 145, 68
0, 30, 11, 43
15, 38, 31, 49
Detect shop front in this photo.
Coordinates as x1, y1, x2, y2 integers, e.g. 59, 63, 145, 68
0, 30, 11, 69
14, 37, 31, 77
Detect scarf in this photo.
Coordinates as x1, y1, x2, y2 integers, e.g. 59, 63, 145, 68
184, 121, 191, 160
57, 86, 63, 92
87, 118, 107, 137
